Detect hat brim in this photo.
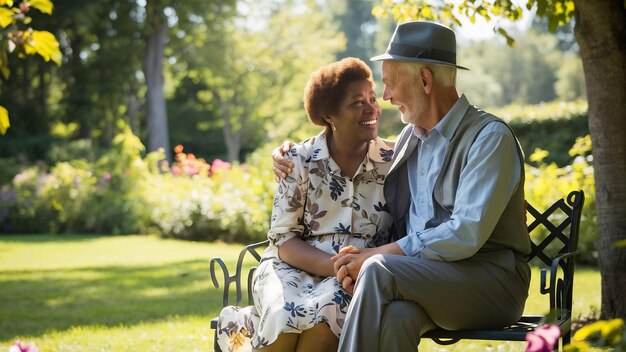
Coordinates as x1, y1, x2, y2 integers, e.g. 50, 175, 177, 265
370, 53, 469, 71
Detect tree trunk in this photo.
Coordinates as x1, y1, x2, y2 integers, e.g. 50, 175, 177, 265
574, 0, 626, 320
219, 99, 241, 162
144, 15, 171, 161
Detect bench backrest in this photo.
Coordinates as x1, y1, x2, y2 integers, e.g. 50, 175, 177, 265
525, 190, 585, 317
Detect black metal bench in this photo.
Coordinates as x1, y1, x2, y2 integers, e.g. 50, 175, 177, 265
210, 190, 585, 351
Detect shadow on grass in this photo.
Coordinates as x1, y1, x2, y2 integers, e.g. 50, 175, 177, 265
0, 259, 228, 340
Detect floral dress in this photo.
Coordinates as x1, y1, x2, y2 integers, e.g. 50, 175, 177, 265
216, 132, 394, 352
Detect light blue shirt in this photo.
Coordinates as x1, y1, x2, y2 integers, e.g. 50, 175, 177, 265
397, 95, 522, 260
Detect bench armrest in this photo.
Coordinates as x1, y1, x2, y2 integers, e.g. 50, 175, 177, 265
210, 240, 269, 308
540, 250, 578, 314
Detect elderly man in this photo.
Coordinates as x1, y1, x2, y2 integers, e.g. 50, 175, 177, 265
332, 21, 531, 351
274, 21, 531, 352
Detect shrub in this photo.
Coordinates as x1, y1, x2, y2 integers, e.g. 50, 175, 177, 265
0, 127, 598, 260
525, 135, 596, 265
0, 128, 157, 234
147, 144, 274, 242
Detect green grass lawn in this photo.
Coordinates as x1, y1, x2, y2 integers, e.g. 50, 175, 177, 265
0, 234, 601, 351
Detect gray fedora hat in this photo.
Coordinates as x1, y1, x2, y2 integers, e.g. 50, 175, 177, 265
371, 21, 468, 70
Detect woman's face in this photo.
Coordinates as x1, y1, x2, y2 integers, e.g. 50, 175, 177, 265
330, 79, 381, 144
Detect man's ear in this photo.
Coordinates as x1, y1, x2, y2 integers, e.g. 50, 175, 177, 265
419, 67, 433, 94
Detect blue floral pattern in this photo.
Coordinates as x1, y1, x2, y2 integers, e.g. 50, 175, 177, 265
217, 132, 394, 351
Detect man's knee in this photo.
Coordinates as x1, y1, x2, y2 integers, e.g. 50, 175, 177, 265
382, 301, 434, 335
358, 254, 391, 283
380, 301, 435, 351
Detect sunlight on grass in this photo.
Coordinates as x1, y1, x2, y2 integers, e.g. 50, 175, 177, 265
0, 234, 602, 351
0, 234, 243, 351
0, 234, 241, 271
30, 316, 214, 351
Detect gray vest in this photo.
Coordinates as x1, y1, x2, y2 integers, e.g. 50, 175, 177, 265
384, 105, 531, 256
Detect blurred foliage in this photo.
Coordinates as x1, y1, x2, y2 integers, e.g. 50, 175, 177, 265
456, 29, 586, 108
372, 0, 575, 45
525, 135, 596, 265
379, 99, 589, 167
0, 0, 587, 166
0, 0, 61, 134
0, 128, 598, 266
0, 127, 274, 241
565, 318, 625, 351
490, 99, 588, 122
495, 100, 589, 167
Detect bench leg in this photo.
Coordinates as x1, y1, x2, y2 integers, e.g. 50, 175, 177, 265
214, 328, 221, 352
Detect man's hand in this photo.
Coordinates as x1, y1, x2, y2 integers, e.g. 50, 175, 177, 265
332, 246, 373, 294
272, 141, 295, 182
332, 243, 405, 293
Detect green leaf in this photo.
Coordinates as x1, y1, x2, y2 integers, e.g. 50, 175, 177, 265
497, 27, 515, 47
0, 105, 9, 135
23, 30, 62, 65
548, 15, 558, 32
563, 341, 590, 351
0, 41, 9, 79
573, 320, 605, 342
540, 308, 567, 324
536, 0, 547, 16
371, 6, 388, 18
614, 239, 626, 248
28, 0, 54, 14
600, 318, 624, 346
0, 6, 14, 28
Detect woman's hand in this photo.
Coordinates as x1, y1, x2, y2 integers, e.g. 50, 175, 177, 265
272, 141, 295, 182
332, 243, 405, 293
332, 246, 369, 294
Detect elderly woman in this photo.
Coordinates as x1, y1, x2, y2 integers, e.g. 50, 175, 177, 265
216, 57, 394, 352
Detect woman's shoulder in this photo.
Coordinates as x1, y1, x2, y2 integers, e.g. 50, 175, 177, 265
287, 132, 328, 162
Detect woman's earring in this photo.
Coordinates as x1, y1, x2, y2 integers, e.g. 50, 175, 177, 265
330, 121, 336, 132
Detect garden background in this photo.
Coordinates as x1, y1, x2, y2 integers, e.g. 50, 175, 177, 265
0, 0, 615, 350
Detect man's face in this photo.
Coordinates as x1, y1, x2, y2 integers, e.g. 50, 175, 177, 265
381, 61, 428, 126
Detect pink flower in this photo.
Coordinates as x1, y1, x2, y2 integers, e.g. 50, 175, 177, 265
211, 159, 231, 172
526, 324, 561, 352
102, 172, 112, 181
9, 340, 39, 352
183, 164, 199, 176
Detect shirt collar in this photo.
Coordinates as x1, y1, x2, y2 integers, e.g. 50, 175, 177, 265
410, 94, 470, 141
310, 131, 393, 165
310, 131, 331, 161
436, 94, 470, 141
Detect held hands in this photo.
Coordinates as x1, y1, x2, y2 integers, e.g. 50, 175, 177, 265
331, 245, 369, 294
331, 243, 404, 294
272, 141, 295, 182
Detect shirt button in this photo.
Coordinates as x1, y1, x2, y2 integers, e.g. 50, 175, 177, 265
420, 169, 425, 175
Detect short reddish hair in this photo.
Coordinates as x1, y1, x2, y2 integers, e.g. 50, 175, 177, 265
303, 57, 374, 127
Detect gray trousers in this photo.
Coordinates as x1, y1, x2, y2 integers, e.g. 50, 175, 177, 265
338, 251, 531, 352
